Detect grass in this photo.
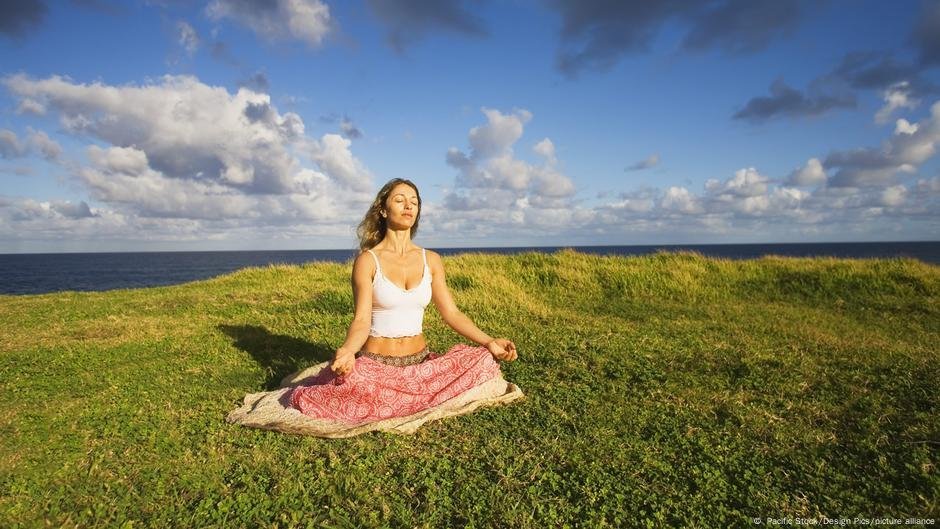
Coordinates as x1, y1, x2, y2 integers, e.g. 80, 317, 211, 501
0, 249, 938, 528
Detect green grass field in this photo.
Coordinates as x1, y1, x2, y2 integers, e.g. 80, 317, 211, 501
1, 250, 938, 528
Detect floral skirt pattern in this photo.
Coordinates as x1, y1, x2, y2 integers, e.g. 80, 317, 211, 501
288, 344, 502, 425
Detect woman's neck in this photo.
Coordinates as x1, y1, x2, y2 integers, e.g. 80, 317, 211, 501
379, 229, 413, 256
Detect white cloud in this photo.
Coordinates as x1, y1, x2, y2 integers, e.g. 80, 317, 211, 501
1, 74, 377, 247
27, 129, 62, 161
0, 127, 63, 161
661, 186, 701, 214
5, 198, 95, 221
880, 185, 907, 207
603, 188, 656, 214
730, 186, 809, 216
875, 81, 919, 124
305, 133, 372, 192
2, 74, 371, 195
177, 21, 200, 56
917, 176, 940, 193
16, 98, 45, 115
705, 167, 769, 197
468, 107, 531, 159
206, 0, 332, 47
531, 164, 575, 197
826, 100, 940, 187
787, 158, 826, 186
895, 118, 918, 135
86, 145, 149, 175
0, 129, 26, 159
533, 138, 556, 163
436, 107, 580, 236
445, 108, 575, 199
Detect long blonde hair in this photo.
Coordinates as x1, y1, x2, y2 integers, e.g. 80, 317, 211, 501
357, 178, 422, 251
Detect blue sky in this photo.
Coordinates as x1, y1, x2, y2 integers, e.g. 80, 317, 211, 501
1, 0, 938, 252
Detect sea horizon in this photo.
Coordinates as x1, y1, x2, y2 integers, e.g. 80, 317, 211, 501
2, 241, 938, 295
1, 239, 938, 256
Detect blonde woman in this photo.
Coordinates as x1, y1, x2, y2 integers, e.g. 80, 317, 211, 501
289, 178, 518, 424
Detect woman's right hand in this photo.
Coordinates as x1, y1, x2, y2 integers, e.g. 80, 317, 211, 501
330, 348, 356, 377
486, 338, 518, 362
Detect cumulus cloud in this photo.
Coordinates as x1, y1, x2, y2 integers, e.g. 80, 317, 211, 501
16, 98, 46, 115
733, 79, 855, 122
1, 73, 377, 243
448, 106, 938, 243
445, 107, 574, 197
875, 81, 919, 124
549, 0, 811, 77
736, 14, 940, 126
880, 184, 907, 207
367, 0, 487, 52
786, 158, 826, 187
86, 144, 149, 175
27, 128, 62, 160
6, 198, 95, 221
79, 147, 258, 220
0, 0, 47, 38
917, 176, 940, 193
610, 188, 657, 212
825, 100, 940, 187
533, 138, 556, 163
304, 134, 372, 192
661, 186, 702, 215
588, 153, 937, 241
2, 73, 343, 194
432, 107, 578, 237
0, 129, 26, 159
467, 107, 531, 160
626, 153, 659, 171
0, 128, 58, 162
895, 118, 919, 135
705, 167, 770, 197
206, 0, 333, 47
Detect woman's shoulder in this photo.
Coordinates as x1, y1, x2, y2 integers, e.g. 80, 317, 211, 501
424, 248, 444, 267
353, 250, 378, 269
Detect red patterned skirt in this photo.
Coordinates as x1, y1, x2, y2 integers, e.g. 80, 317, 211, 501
288, 344, 502, 425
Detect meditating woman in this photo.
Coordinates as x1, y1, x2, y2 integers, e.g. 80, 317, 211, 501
287, 178, 520, 427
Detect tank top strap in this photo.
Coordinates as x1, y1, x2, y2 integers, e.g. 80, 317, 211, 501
366, 249, 381, 273
422, 248, 427, 268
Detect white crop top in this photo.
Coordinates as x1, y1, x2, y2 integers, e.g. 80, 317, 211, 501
367, 248, 432, 338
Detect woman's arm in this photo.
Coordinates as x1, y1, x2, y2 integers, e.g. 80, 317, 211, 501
331, 252, 375, 375
428, 251, 517, 361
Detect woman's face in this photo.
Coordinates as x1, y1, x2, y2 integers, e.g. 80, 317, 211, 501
384, 183, 419, 228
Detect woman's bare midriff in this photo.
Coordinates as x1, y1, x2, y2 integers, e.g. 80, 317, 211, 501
362, 334, 427, 356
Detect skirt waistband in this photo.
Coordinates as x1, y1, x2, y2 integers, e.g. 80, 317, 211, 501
356, 347, 430, 367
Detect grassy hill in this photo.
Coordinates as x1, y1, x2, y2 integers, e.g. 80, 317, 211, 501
1, 250, 937, 527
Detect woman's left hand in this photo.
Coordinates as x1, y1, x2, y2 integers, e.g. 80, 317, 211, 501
486, 338, 518, 362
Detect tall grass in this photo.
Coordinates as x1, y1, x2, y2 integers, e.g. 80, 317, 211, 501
1, 250, 937, 527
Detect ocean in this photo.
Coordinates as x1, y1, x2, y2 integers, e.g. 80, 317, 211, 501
0, 241, 937, 295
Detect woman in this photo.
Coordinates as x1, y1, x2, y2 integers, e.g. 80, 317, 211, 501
288, 178, 519, 425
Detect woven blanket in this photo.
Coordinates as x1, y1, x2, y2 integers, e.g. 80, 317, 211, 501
226, 344, 524, 438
